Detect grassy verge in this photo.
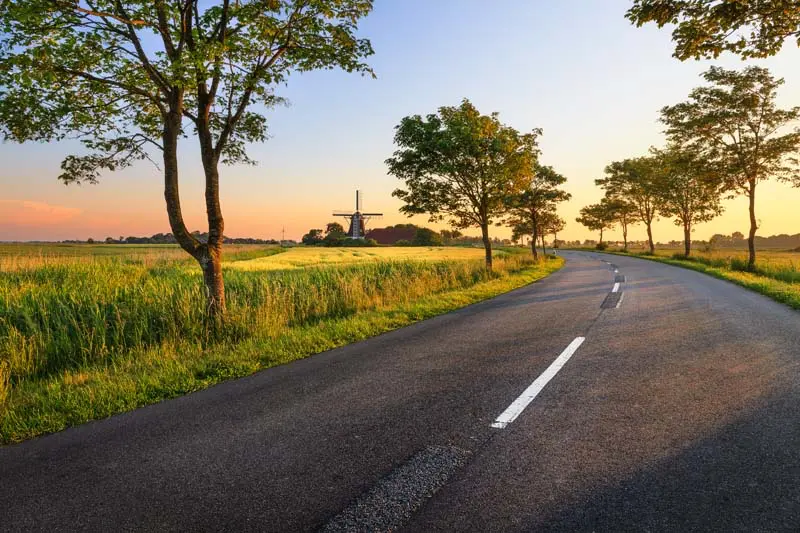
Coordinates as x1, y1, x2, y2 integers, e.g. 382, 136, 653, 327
592, 249, 800, 310
0, 254, 562, 444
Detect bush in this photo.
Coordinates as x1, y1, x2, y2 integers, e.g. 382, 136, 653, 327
595, 242, 608, 251
395, 239, 411, 246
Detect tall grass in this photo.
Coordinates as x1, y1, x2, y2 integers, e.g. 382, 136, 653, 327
665, 250, 800, 284
0, 251, 553, 439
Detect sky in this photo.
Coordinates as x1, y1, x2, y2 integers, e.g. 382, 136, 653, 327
4, 0, 800, 243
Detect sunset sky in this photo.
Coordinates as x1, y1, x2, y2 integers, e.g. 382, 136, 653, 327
3, 0, 800, 243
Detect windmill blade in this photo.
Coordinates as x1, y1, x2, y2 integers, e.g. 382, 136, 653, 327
360, 213, 383, 216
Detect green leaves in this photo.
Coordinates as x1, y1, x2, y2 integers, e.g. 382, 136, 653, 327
387, 99, 540, 231
627, 0, 800, 60
0, 0, 375, 182
660, 66, 800, 193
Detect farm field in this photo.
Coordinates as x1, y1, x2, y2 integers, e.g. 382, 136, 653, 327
0, 243, 561, 443
229, 246, 492, 271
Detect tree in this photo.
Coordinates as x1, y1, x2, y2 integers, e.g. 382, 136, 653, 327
326, 222, 345, 236
627, 1, 800, 60
604, 198, 638, 251
0, 1, 374, 318
660, 66, 800, 269
536, 210, 565, 256
504, 164, 571, 260
387, 99, 540, 269
596, 157, 662, 253
301, 229, 324, 245
576, 201, 615, 245
652, 144, 725, 257
547, 215, 566, 248
412, 227, 443, 246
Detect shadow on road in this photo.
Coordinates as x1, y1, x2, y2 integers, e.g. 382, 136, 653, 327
532, 385, 800, 532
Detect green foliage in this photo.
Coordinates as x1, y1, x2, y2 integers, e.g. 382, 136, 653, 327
595, 242, 608, 251
0, 0, 375, 181
652, 143, 725, 234
661, 67, 800, 193
504, 163, 571, 255
0, 252, 562, 442
597, 157, 661, 241
576, 200, 616, 243
411, 227, 443, 246
627, 0, 800, 60
387, 98, 540, 265
325, 222, 345, 235
394, 239, 411, 247
661, 66, 800, 266
301, 229, 324, 245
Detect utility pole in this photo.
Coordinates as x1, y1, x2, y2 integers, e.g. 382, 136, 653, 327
281, 227, 285, 248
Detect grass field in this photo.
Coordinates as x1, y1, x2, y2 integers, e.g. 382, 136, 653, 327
0, 243, 561, 443
600, 247, 800, 310
229, 246, 491, 271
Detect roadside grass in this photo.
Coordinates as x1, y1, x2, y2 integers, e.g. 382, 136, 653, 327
0, 248, 561, 444
587, 247, 800, 310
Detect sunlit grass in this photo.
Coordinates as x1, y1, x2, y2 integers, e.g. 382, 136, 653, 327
0, 244, 561, 443
228, 246, 496, 271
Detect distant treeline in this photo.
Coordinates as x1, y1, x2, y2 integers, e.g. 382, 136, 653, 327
62, 232, 290, 245
570, 232, 800, 250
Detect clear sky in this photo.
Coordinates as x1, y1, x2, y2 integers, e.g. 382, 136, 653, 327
4, 0, 800, 243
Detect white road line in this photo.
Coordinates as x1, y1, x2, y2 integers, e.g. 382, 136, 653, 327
490, 337, 586, 429
616, 292, 624, 309
614, 269, 618, 273
612, 282, 620, 293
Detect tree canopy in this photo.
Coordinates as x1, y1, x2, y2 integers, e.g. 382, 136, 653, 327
576, 201, 616, 245
0, 0, 374, 317
504, 164, 570, 259
387, 98, 540, 268
652, 144, 725, 256
596, 156, 662, 253
661, 66, 800, 268
627, 0, 800, 60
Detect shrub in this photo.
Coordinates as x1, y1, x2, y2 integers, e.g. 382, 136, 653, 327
595, 242, 608, 251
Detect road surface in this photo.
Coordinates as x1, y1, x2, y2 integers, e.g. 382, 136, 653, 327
2, 251, 799, 531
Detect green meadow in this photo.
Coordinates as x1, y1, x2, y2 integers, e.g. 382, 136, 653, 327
0, 244, 562, 443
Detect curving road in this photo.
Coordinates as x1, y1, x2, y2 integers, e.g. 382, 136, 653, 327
2, 251, 800, 531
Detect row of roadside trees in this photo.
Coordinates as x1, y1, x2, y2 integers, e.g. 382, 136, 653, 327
386, 99, 571, 268
577, 65, 800, 269
591, 0, 800, 271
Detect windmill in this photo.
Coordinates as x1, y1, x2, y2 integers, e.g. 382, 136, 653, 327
333, 190, 383, 239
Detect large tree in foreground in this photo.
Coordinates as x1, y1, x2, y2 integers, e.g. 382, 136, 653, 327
652, 144, 724, 257
661, 66, 800, 269
387, 99, 539, 269
0, 1, 374, 318
504, 164, 571, 260
627, 0, 800, 60
596, 157, 662, 254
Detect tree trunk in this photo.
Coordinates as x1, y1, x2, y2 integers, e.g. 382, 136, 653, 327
646, 222, 655, 254
622, 222, 628, 251
541, 234, 546, 256
162, 91, 217, 317
530, 235, 538, 260
197, 95, 226, 318
599, 228, 604, 244
480, 222, 493, 270
684, 223, 691, 257
747, 180, 757, 271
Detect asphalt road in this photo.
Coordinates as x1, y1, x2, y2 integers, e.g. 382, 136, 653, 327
2, 251, 800, 532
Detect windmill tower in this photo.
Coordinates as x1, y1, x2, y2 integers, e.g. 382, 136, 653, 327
333, 190, 383, 239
